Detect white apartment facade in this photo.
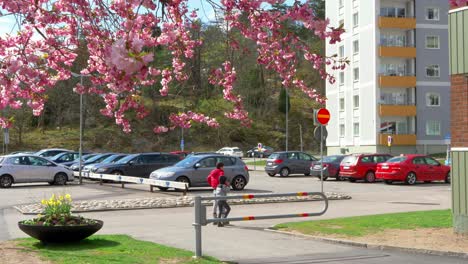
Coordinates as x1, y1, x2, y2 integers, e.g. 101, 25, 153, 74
325, 0, 450, 155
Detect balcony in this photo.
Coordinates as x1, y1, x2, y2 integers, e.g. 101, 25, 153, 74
379, 134, 416, 146
379, 16, 416, 29
379, 46, 416, 58
379, 105, 416, 116
379, 75, 416, 88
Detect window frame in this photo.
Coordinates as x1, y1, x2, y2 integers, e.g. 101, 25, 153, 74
339, 124, 345, 138
353, 67, 359, 82
353, 12, 359, 27
353, 95, 359, 109
353, 122, 360, 137
339, 97, 345, 111
426, 120, 441, 136
426, 92, 441, 107
426, 64, 440, 78
426, 7, 440, 21
339, 72, 345, 85
425, 35, 440, 49
353, 40, 359, 54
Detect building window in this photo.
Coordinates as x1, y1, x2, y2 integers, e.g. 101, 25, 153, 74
338, 19, 344, 28
381, 7, 406, 18
339, 0, 344, 8
426, 120, 441, 136
353, 123, 359, 136
339, 98, 345, 111
426, 8, 439, 21
425, 36, 440, 49
339, 72, 344, 85
353, 13, 359, 27
426, 65, 440, 77
339, 45, 344, 57
353, 40, 359, 54
353, 67, 359, 82
426, 93, 440, 107
340, 124, 345, 137
381, 35, 407, 47
353, 95, 359, 108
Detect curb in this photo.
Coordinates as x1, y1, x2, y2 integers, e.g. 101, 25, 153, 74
265, 228, 468, 259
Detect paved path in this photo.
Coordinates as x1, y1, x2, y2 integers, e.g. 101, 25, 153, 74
0, 171, 459, 263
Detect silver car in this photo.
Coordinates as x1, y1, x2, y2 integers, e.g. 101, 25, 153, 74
150, 154, 249, 191
0, 155, 74, 188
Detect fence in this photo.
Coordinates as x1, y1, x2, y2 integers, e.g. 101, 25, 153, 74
193, 191, 329, 258
73, 171, 188, 193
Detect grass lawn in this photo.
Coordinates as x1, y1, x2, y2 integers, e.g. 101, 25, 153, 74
245, 159, 267, 167
274, 210, 452, 237
17, 235, 221, 264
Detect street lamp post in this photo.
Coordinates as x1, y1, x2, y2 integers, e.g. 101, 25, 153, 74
71, 72, 88, 185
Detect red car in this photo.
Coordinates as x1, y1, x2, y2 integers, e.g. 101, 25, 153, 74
376, 154, 451, 185
339, 153, 393, 183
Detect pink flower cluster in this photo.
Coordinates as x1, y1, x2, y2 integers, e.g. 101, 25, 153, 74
0, 0, 346, 132
209, 62, 252, 127
450, 0, 468, 7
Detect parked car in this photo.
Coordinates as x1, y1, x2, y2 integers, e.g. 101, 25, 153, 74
376, 154, 451, 185
310, 155, 347, 181
69, 153, 115, 171
216, 147, 244, 158
35, 148, 72, 158
62, 153, 97, 167
92, 153, 180, 178
9, 151, 35, 155
50, 152, 91, 164
265, 151, 318, 177
246, 146, 274, 158
0, 154, 73, 188
339, 153, 393, 183
150, 154, 249, 191
83, 154, 128, 173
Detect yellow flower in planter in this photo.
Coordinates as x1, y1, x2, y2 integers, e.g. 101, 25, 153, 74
65, 194, 72, 201
41, 199, 47, 205
59, 195, 64, 201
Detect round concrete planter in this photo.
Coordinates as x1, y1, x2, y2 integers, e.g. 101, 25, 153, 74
18, 220, 103, 243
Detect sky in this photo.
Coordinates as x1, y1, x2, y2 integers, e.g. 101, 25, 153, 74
0, 0, 298, 37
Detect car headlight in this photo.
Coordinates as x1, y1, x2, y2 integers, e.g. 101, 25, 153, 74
153, 171, 175, 178
96, 168, 108, 173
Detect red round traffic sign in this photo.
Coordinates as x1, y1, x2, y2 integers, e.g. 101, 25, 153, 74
316, 108, 330, 125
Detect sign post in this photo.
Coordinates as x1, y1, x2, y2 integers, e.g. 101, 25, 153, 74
445, 133, 451, 165
314, 108, 330, 193
387, 135, 393, 154
3, 128, 9, 154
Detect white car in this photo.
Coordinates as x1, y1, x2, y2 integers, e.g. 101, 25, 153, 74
216, 147, 244, 158
0, 155, 74, 188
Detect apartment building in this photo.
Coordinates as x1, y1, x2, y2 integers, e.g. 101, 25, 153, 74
325, 0, 450, 155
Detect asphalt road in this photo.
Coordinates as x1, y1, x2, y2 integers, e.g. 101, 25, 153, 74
0, 169, 457, 263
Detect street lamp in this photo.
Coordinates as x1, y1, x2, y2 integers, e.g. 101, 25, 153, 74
71, 71, 89, 185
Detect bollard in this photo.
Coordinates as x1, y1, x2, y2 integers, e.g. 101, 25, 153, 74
150, 185, 154, 192
99, 178, 103, 185
193, 196, 203, 258
121, 182, 125, 188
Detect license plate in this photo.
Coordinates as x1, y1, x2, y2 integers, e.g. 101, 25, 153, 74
314, 165, 321, 169
267, 162, 273, 166
343, 166, 350, 169
382, 166, 389, 169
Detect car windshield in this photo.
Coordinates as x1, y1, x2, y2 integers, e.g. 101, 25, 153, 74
102, 155, 126, 164
386, 156, 407, 163
342, 156, 358, 164
322, 156, 341, 163
268, 153, 281, 160
174, 156, 200, 167
233, 148, 241, 151
50, 153, 66, 160
116, 154, 138, 164
86, 154, 109, 163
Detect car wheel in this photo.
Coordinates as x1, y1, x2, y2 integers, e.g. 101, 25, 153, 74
267, 173, 275, 177
349, 178, 356, 183
0, 175, 13, 188
384, 180, 393, 185
232, 176, 247, 190
364, 171, 376, 183
445, 172, 451, 184
405, 172, 417, 185
279, 168, 290, 177
176, 176, 191, 188
304, 172, 310, 176
335, 171, 343, 181
318, 175, 328, 181
112, 170, 123, 175
53, 173, 67, 185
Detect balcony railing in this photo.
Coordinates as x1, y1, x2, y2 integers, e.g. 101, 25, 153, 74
379, 105, 417, 116
379, 46, 416, 58
379, 74, 416, 88
379, 133, 416, 146
379, 16, 416, 29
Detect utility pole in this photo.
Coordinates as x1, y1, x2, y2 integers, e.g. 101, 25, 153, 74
285, 89, 289, 152
299, 124, 303, 152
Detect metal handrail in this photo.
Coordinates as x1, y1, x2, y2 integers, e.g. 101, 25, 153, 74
193, 191, 329, 258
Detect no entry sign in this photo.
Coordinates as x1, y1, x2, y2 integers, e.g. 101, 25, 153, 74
316, 108, 330, 125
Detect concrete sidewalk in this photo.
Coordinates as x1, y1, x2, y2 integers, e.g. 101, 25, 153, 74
3, 199, 464, 263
